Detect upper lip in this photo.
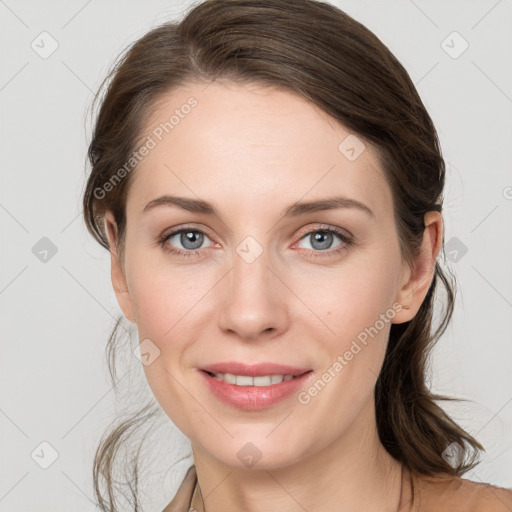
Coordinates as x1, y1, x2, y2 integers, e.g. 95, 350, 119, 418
200, 362, 311, 377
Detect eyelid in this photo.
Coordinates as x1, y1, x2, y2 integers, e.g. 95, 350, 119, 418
294, 223, 353, 241
160, 223, 215, 241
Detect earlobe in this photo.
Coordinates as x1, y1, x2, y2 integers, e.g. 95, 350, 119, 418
104, 212, 136, 324
392, 211, 443, 324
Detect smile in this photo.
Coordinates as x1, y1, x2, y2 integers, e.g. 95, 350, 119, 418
199, 368, 314, 410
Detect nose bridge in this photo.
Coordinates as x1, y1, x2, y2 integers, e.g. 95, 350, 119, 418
230, 233, 275, 303
237, 238, 268, 284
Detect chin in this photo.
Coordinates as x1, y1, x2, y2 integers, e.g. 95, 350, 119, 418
200, 434, 308, 471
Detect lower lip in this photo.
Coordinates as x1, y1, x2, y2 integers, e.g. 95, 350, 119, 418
199, 370, 313, 410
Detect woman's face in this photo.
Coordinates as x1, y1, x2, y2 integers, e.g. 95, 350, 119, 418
106, 80, 417, 469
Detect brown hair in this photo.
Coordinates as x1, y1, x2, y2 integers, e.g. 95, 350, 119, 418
82, 0, 484, 509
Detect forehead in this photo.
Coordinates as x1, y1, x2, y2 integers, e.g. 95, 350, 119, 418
127, 81, 392, 220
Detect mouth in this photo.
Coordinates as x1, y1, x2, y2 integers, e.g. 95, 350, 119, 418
200, 361, 312, 378
198, 364, 314, 410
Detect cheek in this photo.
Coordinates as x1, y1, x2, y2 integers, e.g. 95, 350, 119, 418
289, 246, 402, 406
125, 255, 212, 429
126, 248, 209, 342
294, 249, 400, 341
290, 260, 399, 441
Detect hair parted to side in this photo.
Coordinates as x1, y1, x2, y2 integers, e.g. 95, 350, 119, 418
82, 0, 484, 509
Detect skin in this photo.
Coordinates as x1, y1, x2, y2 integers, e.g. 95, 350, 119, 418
104, 80, 442, 511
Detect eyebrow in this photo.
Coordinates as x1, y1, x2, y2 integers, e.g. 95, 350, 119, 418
142, 194, 374, 219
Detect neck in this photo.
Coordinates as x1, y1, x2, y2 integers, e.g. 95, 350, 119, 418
191, 398, 406, 512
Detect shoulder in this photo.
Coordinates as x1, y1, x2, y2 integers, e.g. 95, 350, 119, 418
411, 472, 512, 512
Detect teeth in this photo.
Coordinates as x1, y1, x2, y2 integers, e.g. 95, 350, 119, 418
236, 375, 254, 386
211, 373, 296, 386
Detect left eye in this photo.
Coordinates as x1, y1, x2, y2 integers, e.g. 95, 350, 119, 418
297, 229, 344, 251
166, 230, 213, 251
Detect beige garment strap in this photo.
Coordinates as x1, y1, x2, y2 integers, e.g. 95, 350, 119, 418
161, 465, 197, 512
189, 479, 204, 512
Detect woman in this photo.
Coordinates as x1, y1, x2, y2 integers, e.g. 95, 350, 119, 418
82, 0, 512, 510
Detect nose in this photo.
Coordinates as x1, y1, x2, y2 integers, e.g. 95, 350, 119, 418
217, 242, 290, 341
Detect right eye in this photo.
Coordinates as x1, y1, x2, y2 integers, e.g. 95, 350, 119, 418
158, 227, 216, 258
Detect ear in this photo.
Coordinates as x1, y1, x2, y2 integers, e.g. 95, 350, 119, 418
104, 211, 136, 324
392, 211, 443, 324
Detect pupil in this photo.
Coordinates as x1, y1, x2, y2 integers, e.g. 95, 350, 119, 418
182, 231, 203, 250
312, 231, 332, 250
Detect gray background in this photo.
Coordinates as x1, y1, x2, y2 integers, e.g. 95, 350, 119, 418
1, 0, 511, 510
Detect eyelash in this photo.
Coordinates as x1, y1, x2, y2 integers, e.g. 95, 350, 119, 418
157, 224, 354, 259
